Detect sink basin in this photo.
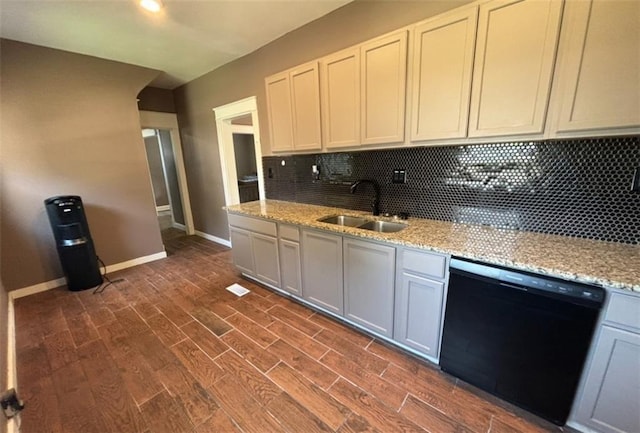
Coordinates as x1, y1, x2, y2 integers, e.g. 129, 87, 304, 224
357, 220, 407, 233
318, 215, 369, 227
318, 214, 407, 233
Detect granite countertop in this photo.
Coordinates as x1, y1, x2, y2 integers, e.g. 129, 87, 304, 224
226, 200, 640, 293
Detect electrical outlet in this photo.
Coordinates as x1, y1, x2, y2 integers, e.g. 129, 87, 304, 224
392, 169, 406, 184
631, 167, 640, 192
1, 388, 24, 419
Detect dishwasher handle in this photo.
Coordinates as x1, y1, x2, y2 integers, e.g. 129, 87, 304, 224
499, 282, 529, 292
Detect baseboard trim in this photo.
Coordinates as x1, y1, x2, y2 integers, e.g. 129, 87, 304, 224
9, 277, 67, 300
566, 420, 593, 433
156, 205, 170, 213
195, 230, 231, 247
8, 251, 168, 300
104, 251, 167, 274
172, 222, 186, 230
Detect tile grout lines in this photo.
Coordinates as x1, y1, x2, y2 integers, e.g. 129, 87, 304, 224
12, 231, 566, 433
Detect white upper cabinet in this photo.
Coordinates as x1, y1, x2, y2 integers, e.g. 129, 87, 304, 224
265, 71, 294, 152
552, 0, 640, 133
468, 0, 563, 137
290, 62, 322, 150
266, 0, 637, 154
320, 48, 361, 149
320, 31, 408, 149
361, 31, 408, 145
410, 6, 478, 141
265, 61, 322, 152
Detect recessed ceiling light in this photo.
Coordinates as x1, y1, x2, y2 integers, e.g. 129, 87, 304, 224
140, 0, 162, 13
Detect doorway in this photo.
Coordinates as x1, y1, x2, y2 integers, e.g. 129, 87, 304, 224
139, 110, 195, 242
142, 128, 186, 241
231, 120, 260, 203
214, 97, 265, 207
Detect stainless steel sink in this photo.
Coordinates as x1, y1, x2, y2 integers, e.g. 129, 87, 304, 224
357, 220, 407, 233
317, 215, 369, 227
318, 215, 407, 233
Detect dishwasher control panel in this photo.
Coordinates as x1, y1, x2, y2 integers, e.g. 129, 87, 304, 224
451, 257, 605, 303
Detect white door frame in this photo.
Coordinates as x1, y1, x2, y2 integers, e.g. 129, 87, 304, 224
139, 110, 195, 235
213, 96, 265, 206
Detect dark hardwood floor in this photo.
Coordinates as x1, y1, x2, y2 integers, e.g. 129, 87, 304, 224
13, 229, 567, 433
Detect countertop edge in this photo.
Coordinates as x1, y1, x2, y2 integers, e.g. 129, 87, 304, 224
226, 202, 640, 293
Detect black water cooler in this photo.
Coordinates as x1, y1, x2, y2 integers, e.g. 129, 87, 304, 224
44, 196, 103, 291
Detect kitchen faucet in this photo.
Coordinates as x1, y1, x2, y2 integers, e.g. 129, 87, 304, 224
350, 179, 381, 216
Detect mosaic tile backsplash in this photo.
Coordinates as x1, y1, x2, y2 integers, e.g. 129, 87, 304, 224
263, 136, 640, 244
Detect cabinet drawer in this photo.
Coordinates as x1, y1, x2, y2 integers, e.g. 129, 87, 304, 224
279, 223, 300, 242
402, 248, 447, 280
605, 292, 640, 331
228, 214, 277, 237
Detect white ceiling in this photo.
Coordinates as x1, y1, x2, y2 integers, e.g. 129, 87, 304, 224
0, 0, 351, 89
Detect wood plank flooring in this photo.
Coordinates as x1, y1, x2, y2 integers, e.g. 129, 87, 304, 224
13, 230, 570, 433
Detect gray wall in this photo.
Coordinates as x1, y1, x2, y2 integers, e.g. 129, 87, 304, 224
173, 0, 473, 240
137, 86, 176, 113
1, 39, 164, 291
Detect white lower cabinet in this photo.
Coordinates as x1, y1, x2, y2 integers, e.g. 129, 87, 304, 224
343, 238, 395, 337
572, 292, 640, 433
394, 273, 444, 357
228, 214, 280, 288
394, 248, 449, 358
301, 230, 344, 314
251, 233, 281, 288
279, 239, 301, 295
279, 223, 302, 296
229, 227, 255, 276
230, 215, 455, 362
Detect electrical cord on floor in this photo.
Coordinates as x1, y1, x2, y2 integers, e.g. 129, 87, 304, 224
93, 256, 125, 294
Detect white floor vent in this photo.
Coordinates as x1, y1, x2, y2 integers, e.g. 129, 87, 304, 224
225, 283, 250, 297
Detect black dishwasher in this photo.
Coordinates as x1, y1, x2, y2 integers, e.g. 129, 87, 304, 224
440, 257, 604, 426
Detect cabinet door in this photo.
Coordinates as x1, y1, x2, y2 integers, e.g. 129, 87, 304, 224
229, 227, 255, 276
361, 31, 408, 145
411, 6, 478, 141
290, 62, 322, 150
252, 233, 281, 288
468, 0, 562, 137
301, 230, 343, 314
279, 239, 302, 296
343, 238, 395, 337
265, 71, 294, 152
321, 48, 361, 148
554, 0, 640, 132
574, 326, 640, 433
394, 273, 444, 357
